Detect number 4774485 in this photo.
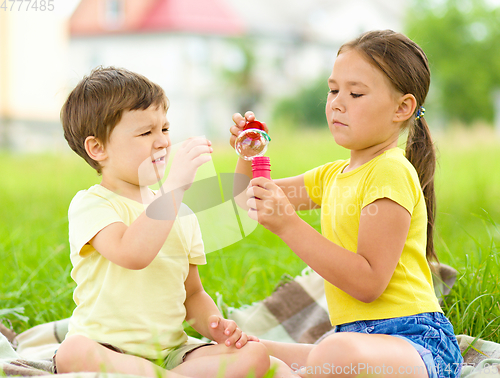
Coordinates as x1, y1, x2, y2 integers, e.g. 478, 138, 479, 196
1, 0, 55, 11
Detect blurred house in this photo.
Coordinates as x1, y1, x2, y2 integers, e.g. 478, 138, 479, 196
0, 10, 69, 152
68, 0, 247, 141
0, 0, 409, 152
68, 0, 409, 141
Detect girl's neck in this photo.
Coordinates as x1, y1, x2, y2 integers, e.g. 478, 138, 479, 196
344, 138, 399, 173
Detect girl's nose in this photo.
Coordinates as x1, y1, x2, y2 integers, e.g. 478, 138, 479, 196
329, 94, 345, 112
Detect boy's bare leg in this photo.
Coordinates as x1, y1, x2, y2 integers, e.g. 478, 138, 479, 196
55, 335, 184, 378
172, 341, 270, 378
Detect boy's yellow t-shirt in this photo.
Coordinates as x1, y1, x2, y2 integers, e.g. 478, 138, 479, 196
66, 185, 206, 360
304, 148, 442, 326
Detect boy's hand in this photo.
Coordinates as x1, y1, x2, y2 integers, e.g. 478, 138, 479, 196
164, 137, 212, 192
229, 111, 269, 149
208, 315, 259, 349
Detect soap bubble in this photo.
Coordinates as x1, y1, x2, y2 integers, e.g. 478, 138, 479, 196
234, 128, 270, 160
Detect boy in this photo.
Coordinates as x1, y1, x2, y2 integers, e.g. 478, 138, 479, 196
55, 67, 271, 378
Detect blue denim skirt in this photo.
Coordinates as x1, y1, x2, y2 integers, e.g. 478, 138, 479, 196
333, 312, 463, 378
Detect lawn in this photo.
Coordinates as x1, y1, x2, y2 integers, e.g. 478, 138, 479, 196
0, 126, 499, 344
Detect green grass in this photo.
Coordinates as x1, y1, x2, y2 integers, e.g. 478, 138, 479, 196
1, 127, 499, 347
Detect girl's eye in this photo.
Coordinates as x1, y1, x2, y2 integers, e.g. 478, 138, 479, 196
140, 131, 151, 136
328, 89, 338, 95
162, 128, 170, 133
351, 93, 363, 98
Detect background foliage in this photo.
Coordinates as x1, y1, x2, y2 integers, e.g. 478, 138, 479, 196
270, 0, 500, 128
406, 0, 500, 124
1, 128, 499, 343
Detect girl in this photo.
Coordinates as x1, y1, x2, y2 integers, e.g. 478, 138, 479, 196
229, 30, 463, 378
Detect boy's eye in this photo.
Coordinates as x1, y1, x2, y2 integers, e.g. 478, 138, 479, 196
162, 128, 170, 133
140, 131, 151, 136
328, 89, 338, 95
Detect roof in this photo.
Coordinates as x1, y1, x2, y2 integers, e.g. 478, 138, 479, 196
141, 0, 243, 35
70, 0, 244, 37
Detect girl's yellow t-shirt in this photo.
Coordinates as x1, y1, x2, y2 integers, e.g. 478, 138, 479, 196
304, 148, 442, 326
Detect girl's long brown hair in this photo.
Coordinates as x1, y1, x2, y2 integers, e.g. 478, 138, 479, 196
339, 30, 438, 263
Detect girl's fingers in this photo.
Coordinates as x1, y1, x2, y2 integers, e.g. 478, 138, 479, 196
244, 111, 256, 121
230, 125, 243, 137
246, 197, 257, 210
246, 185, 269, 200
232, 113, 246, 127
248, 208, 258, 221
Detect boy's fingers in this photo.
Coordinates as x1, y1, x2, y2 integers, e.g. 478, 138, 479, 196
208, 315, 220, 328
235, 332, 248, 349
225, 326, 242, 346
247, 334, 260, 342
192, 154, 212, 169
224, 321, 237, 336
186, 144, 213, 160
183, 137, 211, 151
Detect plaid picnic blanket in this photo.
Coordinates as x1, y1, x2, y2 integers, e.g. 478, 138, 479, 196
226, 264, 457, 344
2, 263, 500, 377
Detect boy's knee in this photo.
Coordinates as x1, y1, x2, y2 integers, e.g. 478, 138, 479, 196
55, 334, 94, 373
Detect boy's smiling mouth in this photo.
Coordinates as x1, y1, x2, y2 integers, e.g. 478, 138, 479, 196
152, 156, 165, 163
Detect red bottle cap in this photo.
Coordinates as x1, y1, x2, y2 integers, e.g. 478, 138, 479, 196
243, 121, 266, 141
243, 120, 265, 131
252, 156, 271, 179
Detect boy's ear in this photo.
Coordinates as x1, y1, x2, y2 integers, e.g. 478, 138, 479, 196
85, 136, 107, 162
394, 94, 417, 122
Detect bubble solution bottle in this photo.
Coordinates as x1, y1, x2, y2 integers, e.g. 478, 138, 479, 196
234, 120, 271, 179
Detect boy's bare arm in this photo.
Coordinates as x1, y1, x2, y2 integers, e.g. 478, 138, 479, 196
90, 138, 212, 270
184, 265, 252, 348
89, 207, 178, 270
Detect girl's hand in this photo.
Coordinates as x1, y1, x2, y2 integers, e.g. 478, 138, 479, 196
229, 111, 269, 149
246, 177, 299, 236
208, 315, 259, 348
163, 137, 212, 192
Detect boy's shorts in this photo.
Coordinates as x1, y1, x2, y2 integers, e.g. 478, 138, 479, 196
52, 340, 213, 373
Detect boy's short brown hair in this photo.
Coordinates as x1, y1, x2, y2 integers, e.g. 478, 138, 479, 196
61, 66, 169, 174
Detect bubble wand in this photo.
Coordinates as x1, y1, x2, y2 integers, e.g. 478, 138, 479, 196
234, 121, 271, 179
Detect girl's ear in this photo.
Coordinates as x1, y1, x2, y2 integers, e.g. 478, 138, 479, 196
85, 136, 107, 163
394, 94, 417, 122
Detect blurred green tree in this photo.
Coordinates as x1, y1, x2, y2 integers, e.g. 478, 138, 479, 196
271, 75, 329, 129
406, 0, 500, 125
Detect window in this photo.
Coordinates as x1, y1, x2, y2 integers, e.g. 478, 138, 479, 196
104, 0, 124, 29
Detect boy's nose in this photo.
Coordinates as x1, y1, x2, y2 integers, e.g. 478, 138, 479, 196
154, 133, 169, 149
